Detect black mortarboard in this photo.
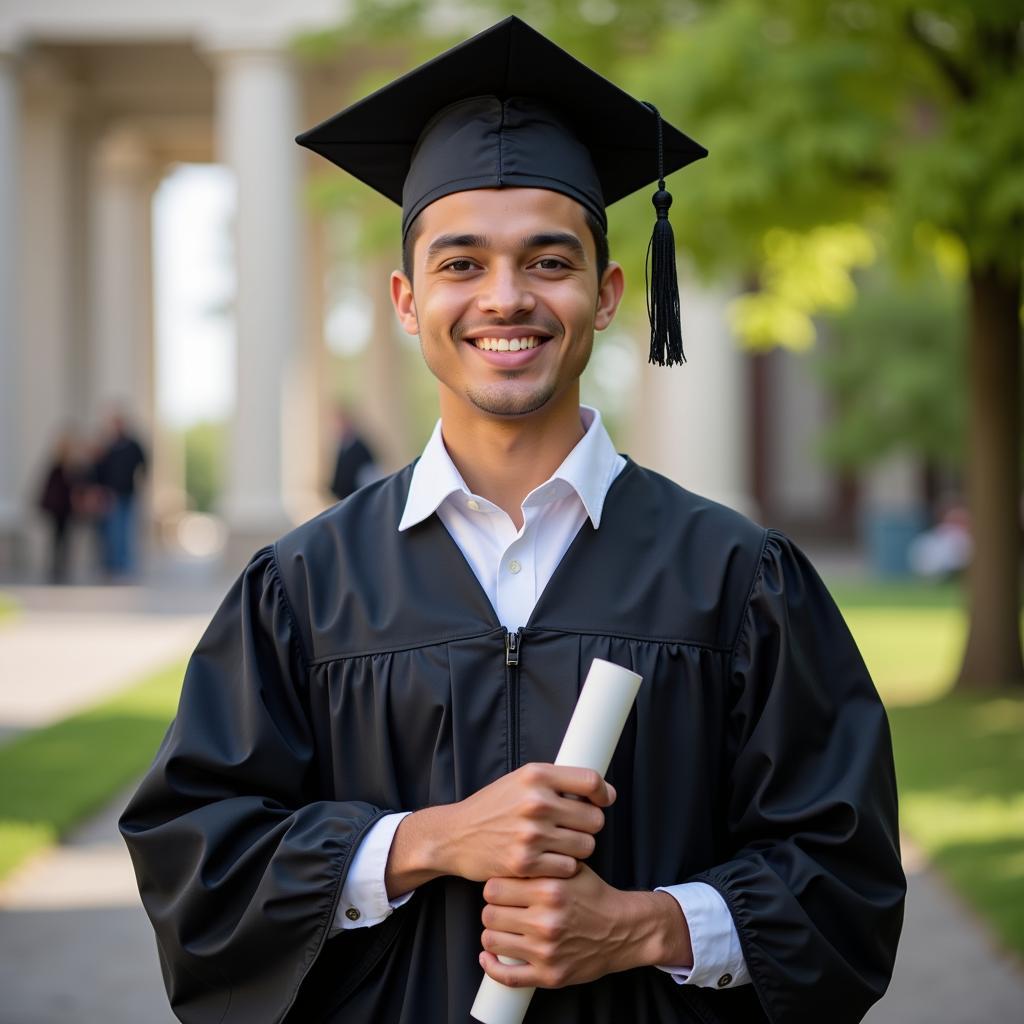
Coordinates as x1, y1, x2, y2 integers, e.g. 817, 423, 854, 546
295, 15, 708, 366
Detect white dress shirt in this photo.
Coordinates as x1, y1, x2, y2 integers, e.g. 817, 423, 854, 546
331, 406, 750, 991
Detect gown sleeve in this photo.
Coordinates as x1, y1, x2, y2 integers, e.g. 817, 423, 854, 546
691, 530, 906, 1024
118, 545, 390, 1023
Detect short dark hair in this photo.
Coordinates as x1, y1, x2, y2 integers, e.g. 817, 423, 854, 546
401, 202, 610, 283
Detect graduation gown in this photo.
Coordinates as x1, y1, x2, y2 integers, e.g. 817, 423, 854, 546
119, 457, 905, 1024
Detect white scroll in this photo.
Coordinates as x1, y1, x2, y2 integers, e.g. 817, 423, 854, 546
470, 657, 643, 1024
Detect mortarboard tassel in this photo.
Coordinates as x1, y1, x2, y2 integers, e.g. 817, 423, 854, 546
642, 102, 685, 366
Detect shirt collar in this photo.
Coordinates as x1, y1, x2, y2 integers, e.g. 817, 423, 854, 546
398, 405, 621, 532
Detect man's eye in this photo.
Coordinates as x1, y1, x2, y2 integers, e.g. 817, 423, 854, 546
534, 258, 568, 271
444, 259, 477, 272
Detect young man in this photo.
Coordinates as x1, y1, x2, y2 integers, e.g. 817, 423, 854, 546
121, 17, 904, 1024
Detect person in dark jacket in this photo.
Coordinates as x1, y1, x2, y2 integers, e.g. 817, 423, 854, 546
120, 17, 904, 1024
329, 407, 380, 501
94, 412, 147, 579
36, 431, 77, 583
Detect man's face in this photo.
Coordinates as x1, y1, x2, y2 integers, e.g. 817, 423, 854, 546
391, 188, 623, 420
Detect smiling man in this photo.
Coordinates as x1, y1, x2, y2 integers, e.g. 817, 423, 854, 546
120, 17, 904, 1024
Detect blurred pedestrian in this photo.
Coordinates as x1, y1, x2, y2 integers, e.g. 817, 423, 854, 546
909, 502, 972, 580
94, 411, 147, 579
329, 407, 380, 501
36, 431, 77, 583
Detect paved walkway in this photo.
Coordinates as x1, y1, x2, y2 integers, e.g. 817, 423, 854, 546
1, 585, 1022, 1022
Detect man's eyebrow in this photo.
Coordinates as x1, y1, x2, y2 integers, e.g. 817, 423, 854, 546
424, 231, 588, 264
424, 234, 490, 261
520, 233, 587, 261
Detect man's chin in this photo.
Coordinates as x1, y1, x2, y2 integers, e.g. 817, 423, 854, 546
466, 385, 557, 418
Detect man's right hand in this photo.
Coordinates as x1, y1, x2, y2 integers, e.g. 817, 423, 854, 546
384, 763, 615, 898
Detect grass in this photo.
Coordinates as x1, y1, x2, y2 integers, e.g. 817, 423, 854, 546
830, 578, 1024, 959
886, 694, 1024, 957
0, 592, 19, 626
0, 659, 184, 881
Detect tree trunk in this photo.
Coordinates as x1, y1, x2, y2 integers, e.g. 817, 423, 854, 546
956, 260, 1024, 690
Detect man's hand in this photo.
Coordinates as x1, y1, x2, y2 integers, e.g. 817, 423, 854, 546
384, 763, 614, 897
478, 863, 694, 989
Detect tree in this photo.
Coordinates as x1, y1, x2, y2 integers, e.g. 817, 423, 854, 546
615, 1, 1024, 690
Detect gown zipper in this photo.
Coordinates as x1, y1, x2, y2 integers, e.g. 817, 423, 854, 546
504, 628, 522, 772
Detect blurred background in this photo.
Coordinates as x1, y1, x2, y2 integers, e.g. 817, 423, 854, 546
0, 1, 1021, 1021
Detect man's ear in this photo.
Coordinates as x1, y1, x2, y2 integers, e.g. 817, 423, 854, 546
390, 270, 419, 335
594, 261, 625, 331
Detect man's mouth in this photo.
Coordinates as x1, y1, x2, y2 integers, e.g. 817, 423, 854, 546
468, 335, 550, 352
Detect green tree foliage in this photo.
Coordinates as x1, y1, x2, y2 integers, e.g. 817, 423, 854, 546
182, 420, 227, 514
816, 255, 967, 469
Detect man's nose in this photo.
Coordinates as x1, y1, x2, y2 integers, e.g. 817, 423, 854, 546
476, 263, 536, 319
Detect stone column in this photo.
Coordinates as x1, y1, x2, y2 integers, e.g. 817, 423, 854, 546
769, 347, 834, 525
359, 255, 413, 473
89, 129, 156, 426
87, 128, 160, 566
630, 272, 756, 518
0, 48, 20, 570
210, 45, 304, 556
17, 59, 80, 577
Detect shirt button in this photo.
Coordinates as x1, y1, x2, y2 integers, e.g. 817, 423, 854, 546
345, 907, 361, 922
508, 559, 522, 574
716, 973, 733, 988
466, 499, 481, 511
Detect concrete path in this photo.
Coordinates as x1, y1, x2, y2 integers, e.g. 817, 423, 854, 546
0, 788, 175, 1024
863, 840, 1024, 1023
0, 583, 217, 745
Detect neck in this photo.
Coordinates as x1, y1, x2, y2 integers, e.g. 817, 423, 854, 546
438, 388, 585, 530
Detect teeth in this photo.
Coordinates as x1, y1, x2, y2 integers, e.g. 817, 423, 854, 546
472, 336, 544, 351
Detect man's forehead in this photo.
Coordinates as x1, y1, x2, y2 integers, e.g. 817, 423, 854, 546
416, 188, 590, 244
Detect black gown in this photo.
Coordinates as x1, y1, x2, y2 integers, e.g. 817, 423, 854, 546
119, 457, 905, 1024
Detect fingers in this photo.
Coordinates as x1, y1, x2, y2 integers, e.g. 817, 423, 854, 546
483, 875, 569, 907
479, 951, 570, 990
550, 825, 596, 860
480, 929, 537, 965
479, 950, 536, 988
552, 797, 606, 836
526, 764, 615, 807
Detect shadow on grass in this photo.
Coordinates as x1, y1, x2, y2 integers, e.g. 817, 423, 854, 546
888, 691, 1024, 956
0, 662, 184, 881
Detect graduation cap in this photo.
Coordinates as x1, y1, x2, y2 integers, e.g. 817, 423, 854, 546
296, 15, 708, 366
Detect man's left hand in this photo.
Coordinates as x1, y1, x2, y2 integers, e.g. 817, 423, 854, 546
479, 863, 692, 989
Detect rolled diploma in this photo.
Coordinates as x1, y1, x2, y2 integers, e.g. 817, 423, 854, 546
470, 657, 643, 1024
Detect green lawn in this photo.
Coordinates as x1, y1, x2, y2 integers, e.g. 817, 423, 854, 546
886, 694, 1024, 956
0, 592, 19, 626
0, 659, 185, 881
831, 578, 1024, 958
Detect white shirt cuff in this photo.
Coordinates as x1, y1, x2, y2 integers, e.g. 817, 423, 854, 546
654, 881, 751, 989
331, 811, 414, 933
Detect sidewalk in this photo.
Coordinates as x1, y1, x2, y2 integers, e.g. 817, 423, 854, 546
0, 583, 216, 745
0, 581, 215, 1021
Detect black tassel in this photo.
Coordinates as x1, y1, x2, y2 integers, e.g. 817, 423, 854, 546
643, 103, 685, 366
